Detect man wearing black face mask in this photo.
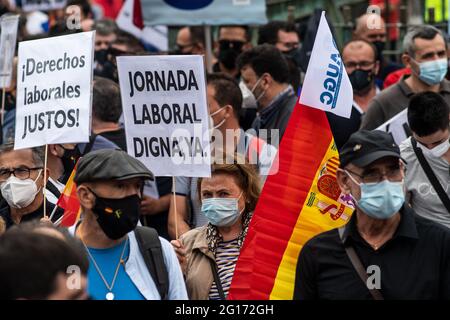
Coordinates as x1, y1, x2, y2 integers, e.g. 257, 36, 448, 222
213, 25, 252, 80
327, 39, 380, 150
71, 149, 187, 300
46, 143, 81, 205
93, 19, 118, 80
353, 13, 403, 86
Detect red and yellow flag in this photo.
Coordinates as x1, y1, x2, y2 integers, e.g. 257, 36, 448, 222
228, 104, 354, 300
56, 164, 81, 227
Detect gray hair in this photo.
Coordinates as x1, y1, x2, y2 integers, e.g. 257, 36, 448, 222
93, 18, 118, 36
403, 25, 446, 57
0, 143, 44, 167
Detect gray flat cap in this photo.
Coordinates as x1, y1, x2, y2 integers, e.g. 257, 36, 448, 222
74, 149, 154, 184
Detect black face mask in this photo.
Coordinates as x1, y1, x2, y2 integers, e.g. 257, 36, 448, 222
94, 49, 109, 65
372, 41, 385, 62
282, 47, 302, 67
94, 48, 119, 82
58, 145, 81, 184
0, 91, 15, 112
89, 189, 141, 240
218, 44, 243, 70
349, 69, 374, 93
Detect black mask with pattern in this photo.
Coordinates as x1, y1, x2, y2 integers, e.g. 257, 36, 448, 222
89, 188, 141, 240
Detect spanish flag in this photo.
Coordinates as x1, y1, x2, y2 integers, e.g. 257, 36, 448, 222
56, 163, 81, 227
228, 12, 354, 300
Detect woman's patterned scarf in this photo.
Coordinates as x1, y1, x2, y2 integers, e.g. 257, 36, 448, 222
206, 211, 253, 255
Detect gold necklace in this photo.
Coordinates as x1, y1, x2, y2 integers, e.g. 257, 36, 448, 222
83, 237, 129, 300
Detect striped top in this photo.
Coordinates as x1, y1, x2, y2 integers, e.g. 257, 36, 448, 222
209, 238, 240, 300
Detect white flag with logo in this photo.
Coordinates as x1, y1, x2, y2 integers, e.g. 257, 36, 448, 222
299, 11, 353, 118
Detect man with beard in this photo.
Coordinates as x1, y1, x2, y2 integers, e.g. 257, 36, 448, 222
327, 39, 380, 150
213, 25, 252, 80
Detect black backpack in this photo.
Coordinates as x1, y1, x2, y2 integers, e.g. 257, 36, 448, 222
134, 226, 169, 300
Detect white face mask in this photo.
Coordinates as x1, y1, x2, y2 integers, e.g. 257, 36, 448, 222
417, 138, 450, 158
209, 106, 227, 130
250, 76, 267, 103
0, 170, 42, 209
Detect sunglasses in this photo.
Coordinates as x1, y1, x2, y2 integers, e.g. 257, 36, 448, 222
219, 40, 245, 50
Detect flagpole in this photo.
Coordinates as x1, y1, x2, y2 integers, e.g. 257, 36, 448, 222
172, 176, 178, 239
1, 86, 5, 125
48, 203, 58, 221
204, 25, 213, 73
43, 144, 49, 217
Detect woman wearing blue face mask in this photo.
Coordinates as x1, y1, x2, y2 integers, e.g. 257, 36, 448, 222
171, 157, 260, 300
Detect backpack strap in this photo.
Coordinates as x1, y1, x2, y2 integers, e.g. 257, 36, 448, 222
338, 227, 384, 300
411, 138, 450, 212
134, 226, 169, 300
209, 258, 226, 300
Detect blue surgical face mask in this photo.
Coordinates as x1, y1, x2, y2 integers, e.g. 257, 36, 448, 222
415, 58, 448, 86
201, 192, 244, 227
346, 172, 405, 220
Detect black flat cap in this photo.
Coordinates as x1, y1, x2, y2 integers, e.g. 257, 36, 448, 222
74, 149, 154, 184
339, 130, 401, 168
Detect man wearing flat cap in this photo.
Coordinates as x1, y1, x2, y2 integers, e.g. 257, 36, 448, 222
294, 130, 450, 300
71, 149, 187, 300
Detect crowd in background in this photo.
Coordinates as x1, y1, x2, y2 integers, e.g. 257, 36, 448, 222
0, 0, 449, 300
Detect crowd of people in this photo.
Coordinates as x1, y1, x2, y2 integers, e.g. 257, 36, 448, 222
0, 0, 449, 300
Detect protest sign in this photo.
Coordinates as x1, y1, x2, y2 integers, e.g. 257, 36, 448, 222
116, 55, 211, 177
375, 109, 410, 145
0, 14, 19, 89
21, 0, 66, 12
14, 31, 94, 150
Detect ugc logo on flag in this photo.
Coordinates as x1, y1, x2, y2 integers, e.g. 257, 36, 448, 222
300, 11, 353, 119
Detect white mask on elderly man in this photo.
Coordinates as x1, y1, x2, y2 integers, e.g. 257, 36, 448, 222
0, 170, 42, 209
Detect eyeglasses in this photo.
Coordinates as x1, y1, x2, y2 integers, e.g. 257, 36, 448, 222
344, 61, 375, 70
345, 167, 402, 184
0, 167, 43, 182
219, 40, 245, 50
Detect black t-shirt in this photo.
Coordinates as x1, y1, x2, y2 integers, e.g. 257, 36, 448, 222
98, 128, 127, 151
0, 200, 63, 230
294, 205, 450, 300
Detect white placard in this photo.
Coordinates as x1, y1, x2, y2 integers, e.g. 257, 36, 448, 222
0, 14, 19, 88
117, 55, 211, 177
21, 0, 66, 12
299, 11, 353, 118
14, 31, 94, 150
375, 108, 410, 145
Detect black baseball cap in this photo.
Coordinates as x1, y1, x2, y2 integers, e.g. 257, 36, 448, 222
74, 149, 154, 184
339, 130, 402, 168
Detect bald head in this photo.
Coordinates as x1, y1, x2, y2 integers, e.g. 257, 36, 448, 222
354, 14, 387, 43
343, 40, 377, 61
